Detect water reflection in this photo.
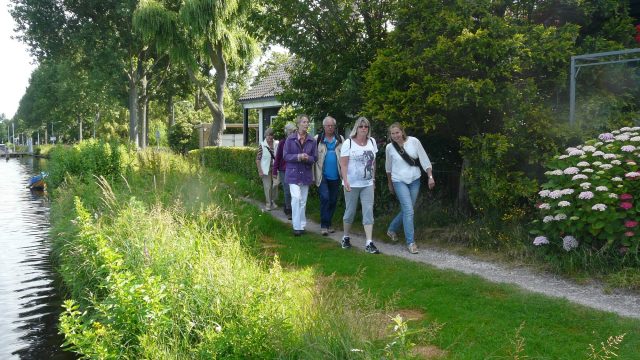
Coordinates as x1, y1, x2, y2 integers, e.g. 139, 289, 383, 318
0, 157, 75, 359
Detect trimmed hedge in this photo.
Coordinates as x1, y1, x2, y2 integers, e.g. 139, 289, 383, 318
189, 146, 259, 185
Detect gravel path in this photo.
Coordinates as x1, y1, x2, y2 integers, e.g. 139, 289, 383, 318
253, 200, 640, 319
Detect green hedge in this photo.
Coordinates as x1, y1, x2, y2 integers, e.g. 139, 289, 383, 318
190, 146, 259, 185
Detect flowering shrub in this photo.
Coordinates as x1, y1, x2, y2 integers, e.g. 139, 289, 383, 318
532, 126, 640, 256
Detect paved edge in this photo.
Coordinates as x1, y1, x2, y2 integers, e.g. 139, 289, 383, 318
248, 198, 640, 319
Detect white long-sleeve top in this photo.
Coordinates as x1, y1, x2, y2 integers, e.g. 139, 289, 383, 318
385, 136, 432, 184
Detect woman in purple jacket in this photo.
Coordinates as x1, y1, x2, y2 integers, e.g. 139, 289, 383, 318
284, 114, 317, 236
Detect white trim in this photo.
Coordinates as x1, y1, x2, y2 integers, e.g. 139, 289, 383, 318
241, 99, 281, 109
258, 109, 264, 143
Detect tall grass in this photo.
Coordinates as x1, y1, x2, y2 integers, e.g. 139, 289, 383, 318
50, 144, 411, 359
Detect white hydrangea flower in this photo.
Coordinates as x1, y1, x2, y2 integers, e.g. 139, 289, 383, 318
615, 134, 630, 141
558, 201, 571, 207
594, 142, 603, 146
591, 204, 607, 211
538, 190, 550, 197
561, 188, 574, 195
569, 149, 585, 156
582, 146, 596, 152
548, 190, 563, 199
580, 182, 591, 189
554, 213, 567, 221
621, 145, 636, 152
611, 160, 621, 165
533, 236, 549, 246
563, 167, 580, 175
546, 170, 564, 176
603, 153, 617, 159
578, 191, 594, 200
592, 161, 603, 166
612, 130, 621, 134
630, 136, 640, 142
595, 186, 608, 192
599, 164, 613, 170
576, 161, 590, 167
543, 215, 554, 223
593, 151, 605, 156
565, 147, 578, 153
620, 127, 632, 132
572, 174, 588, 180
563, 236, 579, 251
582, 168, 594, 173
609, 193, 618, 199
612, 177, 623, 182
538, 203, 551, 210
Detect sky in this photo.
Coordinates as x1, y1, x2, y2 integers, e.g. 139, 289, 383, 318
0, 0, 36, 119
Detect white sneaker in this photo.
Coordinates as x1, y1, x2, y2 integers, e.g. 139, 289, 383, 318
408, 243, 418, 254
271, 203, 278, 209
265, 204, 272, 211
387, 231, 398, 242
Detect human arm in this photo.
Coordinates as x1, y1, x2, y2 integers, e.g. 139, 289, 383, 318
340, 155, 350, 192
256, 146, 264, 176
414, 137, 435, 189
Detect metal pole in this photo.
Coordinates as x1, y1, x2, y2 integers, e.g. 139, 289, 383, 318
569, 56, 576, 125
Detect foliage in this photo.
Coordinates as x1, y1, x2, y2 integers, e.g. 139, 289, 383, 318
460, 133, 538, 219
532, 126, 640, 260
255, 0, 394, 122
46, 140, 133, 189
190, 146, 259, 186
168, 120, 197, 154
269, 104, 297, 140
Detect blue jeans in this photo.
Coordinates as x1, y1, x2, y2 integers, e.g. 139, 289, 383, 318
319, 178, 340, 228
388, 178, 420, 245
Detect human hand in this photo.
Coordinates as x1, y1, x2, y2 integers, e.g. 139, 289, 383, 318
388, 182, 395, 195
344, 181, 351, 192
428, 177, 435, 190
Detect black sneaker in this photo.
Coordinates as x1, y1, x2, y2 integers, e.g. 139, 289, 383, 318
341, 236, 351, 249
365, 242, 380, 254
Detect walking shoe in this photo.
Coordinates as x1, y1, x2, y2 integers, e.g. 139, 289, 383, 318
321, 228, 329, 236
265, 204, 272, 211
408, 243, 419, 254
386, 231, 398, 242
328, 227, 336, 233
341, 236, 351, 249
293, 230, 303, 236
271, 203, 278, 209
365, 242, 380, 254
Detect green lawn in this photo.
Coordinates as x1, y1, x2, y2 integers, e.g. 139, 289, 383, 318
220, 170, 640, 359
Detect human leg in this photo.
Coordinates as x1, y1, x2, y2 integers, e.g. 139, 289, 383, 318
326, 179, 340, 229
270, 171, 279, 208
261, 175, 272, 209
279, 171, 291, 215
290, 184, 304, 231
318, 178, 331, 229
400, 179, 420, 245
299, 184, 309, 230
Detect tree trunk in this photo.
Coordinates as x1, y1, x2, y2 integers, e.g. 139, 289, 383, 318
128, 67, 139, 147
94, 110, 100, 139
206, 41, 228, 146
168, 96, 175, 129
138, 65, 149, 148
78, 114, 83, 142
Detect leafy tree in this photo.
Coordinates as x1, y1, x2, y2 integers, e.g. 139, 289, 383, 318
254, 0, 394, 123
134, 0, 261, 146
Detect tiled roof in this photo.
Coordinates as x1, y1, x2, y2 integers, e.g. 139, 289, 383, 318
239, 62, 291, 102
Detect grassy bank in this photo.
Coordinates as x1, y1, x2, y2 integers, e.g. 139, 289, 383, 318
49, 145, 639, 358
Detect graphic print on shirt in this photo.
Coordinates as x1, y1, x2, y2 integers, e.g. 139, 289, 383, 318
354, 150, 375, 180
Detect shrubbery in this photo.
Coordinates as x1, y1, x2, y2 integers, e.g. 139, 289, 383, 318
190, 146, 259, 186
532, 126, 640, 259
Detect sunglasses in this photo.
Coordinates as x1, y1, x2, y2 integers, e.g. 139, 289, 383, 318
358, 125, 369, 128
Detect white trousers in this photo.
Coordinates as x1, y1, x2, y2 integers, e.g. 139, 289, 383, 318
289, 184, 309, 231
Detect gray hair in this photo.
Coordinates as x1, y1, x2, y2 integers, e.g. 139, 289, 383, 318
348, 116, 371, 138
322, 116, 336, 126
264, 127, 274, 139
284, 122, 297, 135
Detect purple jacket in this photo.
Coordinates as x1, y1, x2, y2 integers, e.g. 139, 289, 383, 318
283, 133, 317, 185
273, 138, 287, 174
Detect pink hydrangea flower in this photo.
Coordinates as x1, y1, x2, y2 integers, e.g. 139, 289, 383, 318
620, 193, 633, 200
624, 220, 638, 228
620, 202, 633, 210
624, 231, 635, 237
625, 172, 640, 179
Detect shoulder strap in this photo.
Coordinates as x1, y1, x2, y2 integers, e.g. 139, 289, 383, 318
392, 141, 419, 167
264, 144, 275, 160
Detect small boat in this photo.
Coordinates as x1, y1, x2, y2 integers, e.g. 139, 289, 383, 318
28, 172, 47, 190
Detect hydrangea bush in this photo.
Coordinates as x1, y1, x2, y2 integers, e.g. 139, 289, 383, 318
532, 126, 640, 256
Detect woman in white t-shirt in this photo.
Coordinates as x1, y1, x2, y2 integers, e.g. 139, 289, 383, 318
339, 117, 380, 254
385, 123, 435, 254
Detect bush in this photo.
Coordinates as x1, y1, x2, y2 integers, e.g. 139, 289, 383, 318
460, 133, 538, 220
532, 126, 640, 258
47, 140, 133, 188
189, 146, 258, 186
168, 121, 197, 154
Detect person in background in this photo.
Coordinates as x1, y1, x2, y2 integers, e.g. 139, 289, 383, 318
284, 115, 317, 236
314, 116, 344, 236
274, 122, 297, 219
256, 127, 279, 211
385, 122, 435, 254
339, 117, 380, 254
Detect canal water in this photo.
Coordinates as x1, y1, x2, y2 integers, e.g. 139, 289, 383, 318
0, 157, 75, 359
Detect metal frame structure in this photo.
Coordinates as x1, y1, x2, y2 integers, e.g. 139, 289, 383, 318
569, 48, 640, 124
